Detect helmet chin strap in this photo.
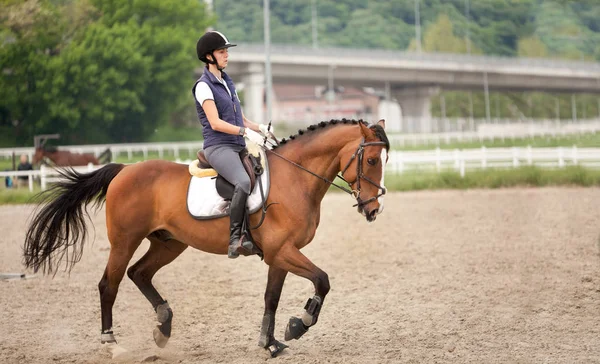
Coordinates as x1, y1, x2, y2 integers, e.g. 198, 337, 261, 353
208, 52, 225, 71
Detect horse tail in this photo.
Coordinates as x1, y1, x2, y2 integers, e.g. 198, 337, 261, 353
23, 163, 126, 275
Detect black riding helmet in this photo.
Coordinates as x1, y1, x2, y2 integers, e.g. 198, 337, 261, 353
196, 31, 236, 70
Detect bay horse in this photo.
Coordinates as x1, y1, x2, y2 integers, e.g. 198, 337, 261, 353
23, 119, 389, 357
32, 146, 100, 166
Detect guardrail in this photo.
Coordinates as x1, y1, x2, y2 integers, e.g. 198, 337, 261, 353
1, 147, 599, 192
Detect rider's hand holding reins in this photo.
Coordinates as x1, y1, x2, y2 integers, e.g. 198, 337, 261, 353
258, 123, 274, 136
244, 128, 266, 146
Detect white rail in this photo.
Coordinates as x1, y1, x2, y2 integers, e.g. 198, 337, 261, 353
1, 147, 599, 192
0, 141, 205, 161
388, 147, 600, 177
1, 120, 600, 161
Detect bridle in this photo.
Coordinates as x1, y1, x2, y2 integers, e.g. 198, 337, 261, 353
338, 139, 387, 209
266, 138, 387, 209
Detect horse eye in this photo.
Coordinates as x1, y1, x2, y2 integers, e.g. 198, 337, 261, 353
367, 158, 378, 166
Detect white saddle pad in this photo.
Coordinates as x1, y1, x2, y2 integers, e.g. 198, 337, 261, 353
186, 148, 270, 219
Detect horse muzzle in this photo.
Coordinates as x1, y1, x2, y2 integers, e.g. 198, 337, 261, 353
357, 204, 379, 222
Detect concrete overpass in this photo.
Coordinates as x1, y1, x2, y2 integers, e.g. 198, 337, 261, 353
196, 44, 600, 130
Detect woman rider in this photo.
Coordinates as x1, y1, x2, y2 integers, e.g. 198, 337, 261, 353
193, 31, 272, 259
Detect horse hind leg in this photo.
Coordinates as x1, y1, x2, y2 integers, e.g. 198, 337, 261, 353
98, 237, 142, 345
127, 233, 188, 348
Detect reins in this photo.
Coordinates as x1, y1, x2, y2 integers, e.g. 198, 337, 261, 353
263, 135, 387, 208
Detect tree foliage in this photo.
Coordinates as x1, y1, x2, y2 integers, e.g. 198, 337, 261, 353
0, 0, 212, 145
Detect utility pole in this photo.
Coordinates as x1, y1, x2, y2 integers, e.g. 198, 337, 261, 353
263, 0, 272, 123
311, 0, 318, 49
414, 0, 422, 53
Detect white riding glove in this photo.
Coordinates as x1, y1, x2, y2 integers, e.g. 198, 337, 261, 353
244, 128, 265, 146
258, 123, 274, 136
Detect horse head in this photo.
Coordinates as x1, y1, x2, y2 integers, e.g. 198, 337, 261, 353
339, 119, 389, 222
32, 147, 45, 165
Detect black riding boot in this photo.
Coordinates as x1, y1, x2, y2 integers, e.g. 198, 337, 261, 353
228, 186, 250, 259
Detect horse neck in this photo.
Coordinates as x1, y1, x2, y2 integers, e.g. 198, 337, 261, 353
270, 124, 360, 202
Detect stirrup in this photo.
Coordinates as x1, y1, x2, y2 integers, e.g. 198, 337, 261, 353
228, 234, 255, 259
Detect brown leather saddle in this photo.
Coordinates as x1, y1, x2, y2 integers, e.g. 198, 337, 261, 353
196, 148, 261, 200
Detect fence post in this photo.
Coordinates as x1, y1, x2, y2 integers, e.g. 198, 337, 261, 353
87, 162, 93, 172
40, 164, 47, 191
558, 147, 564, 167
527, 145, 532, 166
459, 151, 465, 178
572, 145, 578, 165
481, 146, 487, 169
436, 147, 441, 172
512, 147, 519, 167
28, 173, 33, 192
453, 149, 460, 171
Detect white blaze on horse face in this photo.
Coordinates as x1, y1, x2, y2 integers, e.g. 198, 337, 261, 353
378, 149, 387, 213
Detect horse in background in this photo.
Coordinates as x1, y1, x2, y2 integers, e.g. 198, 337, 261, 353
32, 146, 112, 166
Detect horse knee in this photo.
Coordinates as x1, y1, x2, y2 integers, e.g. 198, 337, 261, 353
127, 264, 145, 284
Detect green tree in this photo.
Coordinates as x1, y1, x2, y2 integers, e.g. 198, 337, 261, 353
0, 0, 212, 145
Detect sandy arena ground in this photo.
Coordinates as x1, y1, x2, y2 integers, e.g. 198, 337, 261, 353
1, 188, 600, 363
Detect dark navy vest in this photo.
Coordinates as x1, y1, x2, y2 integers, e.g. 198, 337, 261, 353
192, 67, 245, 149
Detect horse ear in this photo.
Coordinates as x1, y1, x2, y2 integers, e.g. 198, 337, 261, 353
358, 121, 373, 139
377, 119, 386, 129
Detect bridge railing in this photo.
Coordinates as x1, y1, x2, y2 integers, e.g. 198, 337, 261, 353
235, 43, 600, 72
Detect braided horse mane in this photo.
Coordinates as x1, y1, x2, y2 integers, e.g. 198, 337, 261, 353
273, 118, 390, 151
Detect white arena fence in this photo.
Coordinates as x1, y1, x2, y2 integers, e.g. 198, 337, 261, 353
2, 147, 600, 192
0, 141, 205, 162
1, 119, 600, 162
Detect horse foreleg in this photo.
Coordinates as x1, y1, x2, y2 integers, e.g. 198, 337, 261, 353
258, 266, 289, 357
271, 244, 330, 342
127, 237, 187, 348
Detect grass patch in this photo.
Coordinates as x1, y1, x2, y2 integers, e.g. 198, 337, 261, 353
0, 187, 41, 205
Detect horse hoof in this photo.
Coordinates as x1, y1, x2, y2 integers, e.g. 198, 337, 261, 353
266, 340, 288, 357
153, 326, 170, 348
284, 316, 308, 341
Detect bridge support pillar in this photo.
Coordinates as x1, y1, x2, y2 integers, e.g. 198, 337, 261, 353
240, 63, 265, 123
394, 87, 439, 133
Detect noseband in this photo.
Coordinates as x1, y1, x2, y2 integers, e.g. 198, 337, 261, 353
338, 139, 387, 209
267, 138, 387, 209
